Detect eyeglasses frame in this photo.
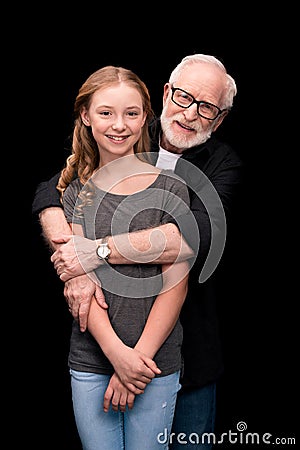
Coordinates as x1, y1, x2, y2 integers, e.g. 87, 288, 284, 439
171, 86, 227, 121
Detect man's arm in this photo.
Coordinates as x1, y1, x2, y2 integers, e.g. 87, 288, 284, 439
32, 171, 69, 252
33, 167, 194, 270
35, 196, 193, 272
33, 172, 193, 263
33, 174, 194, 334
107, 224, 193, 265
50, 225, 194, 282
32, 172, 62, 216
39, 207, 71, 251
39, 206, 105, 331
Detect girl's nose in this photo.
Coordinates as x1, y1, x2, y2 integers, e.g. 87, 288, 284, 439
112, 121, 127, 131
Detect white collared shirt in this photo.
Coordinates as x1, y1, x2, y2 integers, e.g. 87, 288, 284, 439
156, 147, 182, 171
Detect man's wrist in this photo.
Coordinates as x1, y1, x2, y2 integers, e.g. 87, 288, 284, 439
96, 236, 111, 261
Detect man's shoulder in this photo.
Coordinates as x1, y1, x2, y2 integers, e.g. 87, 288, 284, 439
207, 136, 242, 163
181, 136, 242, 170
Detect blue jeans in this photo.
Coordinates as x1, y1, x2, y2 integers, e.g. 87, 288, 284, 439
169, 383, 216, 449
70, 369, 181, 450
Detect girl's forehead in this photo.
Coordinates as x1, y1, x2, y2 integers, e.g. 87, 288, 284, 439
91, 84, 143, 106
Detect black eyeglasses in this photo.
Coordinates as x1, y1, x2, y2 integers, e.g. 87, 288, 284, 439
171, 86, 227, 120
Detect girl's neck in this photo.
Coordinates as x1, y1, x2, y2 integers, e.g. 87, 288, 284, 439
93, 154, 160, 195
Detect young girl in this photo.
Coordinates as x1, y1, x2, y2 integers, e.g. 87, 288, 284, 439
58, 65, 190, 449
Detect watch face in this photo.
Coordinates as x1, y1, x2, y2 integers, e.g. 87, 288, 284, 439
97, 244, 110, 259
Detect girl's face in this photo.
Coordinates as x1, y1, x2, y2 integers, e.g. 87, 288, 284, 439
81, 83, 147, 167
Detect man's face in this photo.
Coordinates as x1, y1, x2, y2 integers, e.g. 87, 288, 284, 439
160, 63, 227, 153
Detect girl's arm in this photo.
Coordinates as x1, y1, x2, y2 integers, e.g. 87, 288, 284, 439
134, 261, 189, 358
88, 295, 161, 393
88, 260, 189, 412
100, 260, 189, 412
71, 222, 189, 410
68, 224, 160, 393
88, 261, 189, 384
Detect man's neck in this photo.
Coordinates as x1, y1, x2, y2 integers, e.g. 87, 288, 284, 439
160, 132, 186, 155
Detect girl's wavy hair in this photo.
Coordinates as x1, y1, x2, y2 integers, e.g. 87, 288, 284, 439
57, 66, 154, 199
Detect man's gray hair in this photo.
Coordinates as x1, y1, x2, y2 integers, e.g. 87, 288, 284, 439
169, 54, 237, 110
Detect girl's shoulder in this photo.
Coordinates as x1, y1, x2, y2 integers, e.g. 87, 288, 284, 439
158, 169, 187, 187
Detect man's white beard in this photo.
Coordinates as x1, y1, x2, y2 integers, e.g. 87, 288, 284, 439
160, 108, 213, 150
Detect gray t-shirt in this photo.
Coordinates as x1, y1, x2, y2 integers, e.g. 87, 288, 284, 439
63, 170, 190, 376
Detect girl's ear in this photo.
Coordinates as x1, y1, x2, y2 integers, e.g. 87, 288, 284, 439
142, 112, 147, 127
81, 109, 90, 126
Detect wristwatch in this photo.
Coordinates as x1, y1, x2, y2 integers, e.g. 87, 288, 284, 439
96, 236, 111, 261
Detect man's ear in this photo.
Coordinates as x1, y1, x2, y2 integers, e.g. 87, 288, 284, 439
212, 111, 228, 132
163, 83, 171, 104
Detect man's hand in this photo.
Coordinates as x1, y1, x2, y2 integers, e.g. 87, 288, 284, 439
51, 235, 100, 281
64, 274, 108, 332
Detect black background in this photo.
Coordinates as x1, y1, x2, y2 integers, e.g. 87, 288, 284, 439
27, 10, 296, 449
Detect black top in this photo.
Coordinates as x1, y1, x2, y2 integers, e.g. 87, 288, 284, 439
32, 118, 244, 388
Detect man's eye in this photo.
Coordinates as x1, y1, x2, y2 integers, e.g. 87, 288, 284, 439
180, 93, 191, 101
201, 103, 212, 111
